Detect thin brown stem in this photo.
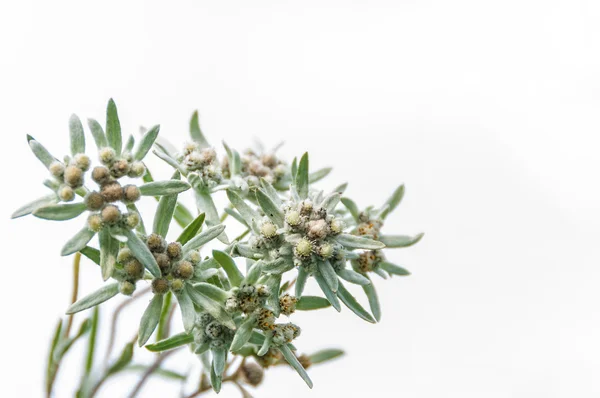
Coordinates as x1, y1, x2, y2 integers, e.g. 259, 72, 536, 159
64, 252, 81, 337
126, 348, 181, 398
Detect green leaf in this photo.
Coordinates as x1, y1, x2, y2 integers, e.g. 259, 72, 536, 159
243, 260, 263, 285
138, 295, 164, 346
99, 229, 118, 281
69, 114, 85, 155
66, 283, 119, 314
295, 153, 309, 199
212, 250, 244, 287
379, 233, 424, 248
261, 258, 294, 275
320, 192, 341, 213
189, 110, 209, 147
156, 292, 172, 341
139, 180, 190, 196
153, 187, 179, 239
80, 246, 100, 265
106, 98, 122, 154
52, 318, 92, 362
134, 124, 160, 161
381, 184, 405, 219
295, 267, 309, 297
314, 271, 341, 312
336, 283, 376, 323
124, 134, 135, 152
260, 178, 283, 207
222, 141, 241, 176
230, 316, 256, 352
107, 342, 134, 375
193, 282, 230, 303
317, 261, 339, 292
379, 261, 410, 276
181, 224, 226, 256
85, 307, 99, 375
296, 296, 331, 311
333, 182, 348, 194
174, 291, 196, 332
291, 157, 298, 181
340, 197, 360, 221
122, 229, 161, 277
335, 234, 385, 250
309, 167, 331, 184
33, 202, 87, 221
210, 358, 222, 393
124, 364, 186, 380
308, 349, 344, 365
279, 344, 313, 388
185, 284, 235, 329
362, 275, 380, 322
46, 319, 62, 396
174, 202, 195, 228
337, 268, 370, 285
61, 227, 96, 256
194, 190, 225, 243
145, 332, 193, 352
87, 118, 107, 148
12, 194, 58, 219
28, 137, 56, 168
212, 347, 227, 378
176, 213, 206, 245
226, 190, 260, 228
255, 189, 284, 227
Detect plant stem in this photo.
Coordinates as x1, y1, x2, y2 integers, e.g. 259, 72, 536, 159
126, 349, 180, 398
64, 252, 81, 337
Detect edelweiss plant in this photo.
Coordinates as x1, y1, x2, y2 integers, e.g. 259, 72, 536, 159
12, 99, 423, 397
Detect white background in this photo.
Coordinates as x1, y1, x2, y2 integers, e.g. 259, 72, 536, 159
2, 1, 600, 397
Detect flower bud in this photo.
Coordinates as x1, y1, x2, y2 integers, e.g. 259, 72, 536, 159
182, 141, 199, 155
330, 218, 344, 235
225, 297, 239, 313
73, 154, 91, 171
124, 212, 140, 229
279, 294, 298, 316
175, 261, 194, 280
153, 252, 171, 274
91, 166, 111, 185
295, 238, 312, 258
119, 281, 136, 296
110, 159, 130, 178
99, 147, 117, 164
124, 259, 144, 280
300, 200, 313, 215
64, 165, 83, 188
166, 242, 182, 260
200, 147, 216, 164
260, 222, 278, 238
117, 247, 133, 263
87, 214, 103, 232
128, 161, 146, 178
205, 321, 223, 339
85, 191, 105, 211
307, 219, 329, 240
256, 284, 270, 298
151, 278, 169, 295
256, 308, 275, 330
101, 205, 121, 225
123, 185, 140, 203
210, 339, 225, 349
318, 243, 334, 259
187, 250, 201, 264
49, 161, 65, 178
170, 278, 184, 292
241, 362, 264, 386
101, 181, 123, 202
285, 210, 301, 226
58, 185, 75, 202
146, 233, 166, 252
122, 151, 133, 162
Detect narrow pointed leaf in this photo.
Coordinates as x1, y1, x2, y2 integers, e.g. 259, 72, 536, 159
335, 234, 385, 250
107, 342, 134, 375
230, 316, 257, 352
193, 282, 230, 303
243, 260, 263, 285
134, 124, 160, 160
99, 229, 118, 280
66, 283, 119, 314
317, 261, 339, 292
145, 332, 193, 352
255, 189, 284, 227
61, 227, 95, 256
337, 269, 370, 285
139, 180, 190, 196
29, 138, 56, 168
340, 198, 360, 221
212, 250, 244, 287
69, 114, 85, 155
379, 233, 424, 248
174, 202, 195, 228
124, 134, 135, 152
33, 202, 87, 221
314, 272, 341, 312
262, 258, 294, 275
320, 192, 341, 213
295, 267, 309, 297
176, 213, 205, 245
379, 261, 410, 276
279, 344, 313, 388
174, 291, 196, 331
195, 189, 228, 244
156, 291, 172, 341
138, 294, 164, 346
106, 98, 122, 153
210, 360, 222, 393
226, 190, 260, 228
296, 296, 331, 311
87, 118, 107, 148
185, 284, 235, 329
309, 167, 332, 184
296, 153, 309, 199
12, 194, 58, 219
308, 349, 344, 365
260, 178, 282, 206
80, 246, 100, 265
336, 283, 376, 323
153, 191, 178, 238
381, 184, 405, 219
122, 229, 161, 277
182, 224, 226, 256
190, 110, 209, 147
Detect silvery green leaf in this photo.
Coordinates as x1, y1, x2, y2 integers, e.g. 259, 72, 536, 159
337, 268, 370, 285
145, 332, 193, 352
379, 233, 424, 248
226, 190, 260, 231
194, 342, 210, 355
152, 149, 182, 171
295, 267, 309, 297
125, 365, 186, 380
80, 246, 100, 265
52, 318, 92, 362
296, 296, 331, 311
189, 110, 209, 147
193, 282, 230, 303
12, 194, 58, 219
291, 157, 298, 180
87, 118, 107, 148
195, 189, 228, 244
69, 114, 85, 155
235, 243, 263, 259
333, 182, 348, 194
230, 315, 256, 352
194, 268, 219, 282
176, 213, 205, 245
174, 202, 194, 228
106, 98, 122, 153
260, 178, 283, 206
138, 294, 164, 346
99, 229, 119, 280
66, 283, 119, 314
153, 191, 178, 239
182, 224, 226, 256
336, 283, 376, 323
379, 261, 410, 276
210, 357, 222, 393
47, 319, 62, 390
249, 330, 266, 345
340, 198, 360, 221
222, 141, 241, 175
134, 124, 160, 161
279, 344, 313, 389
373, 267, 389, 279
335, 233, 385, 250
361, 276, 379, 321
139, 180, 190, 196
185, 284, 235, 329
175, 291, 196, 332
256, 333, 272, 356
122, 229, 161, 277
255, 189, 284, 227
198, 257, 219, 270
43, 179, 61, 191
124, 134, 135, 152
33, 202, 87, 221
308, 349, 344, 365
61, 227, 96, 256
265, 274, 282, 316
262, 258, 294, 275
28, 137, 56, 168
314, 271, 341, 312
309, 167, 332, 184
224, 207, 248, 227
108, 226, 129, 243
243, 260, 263, 285
320, 192, 341, 213
107, 342, 134, 375
212, 250, 244, 287
295, 153, 309, 199
126, 203, 146, 235
317, 261, 339, 292
381, 184, 405, 219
